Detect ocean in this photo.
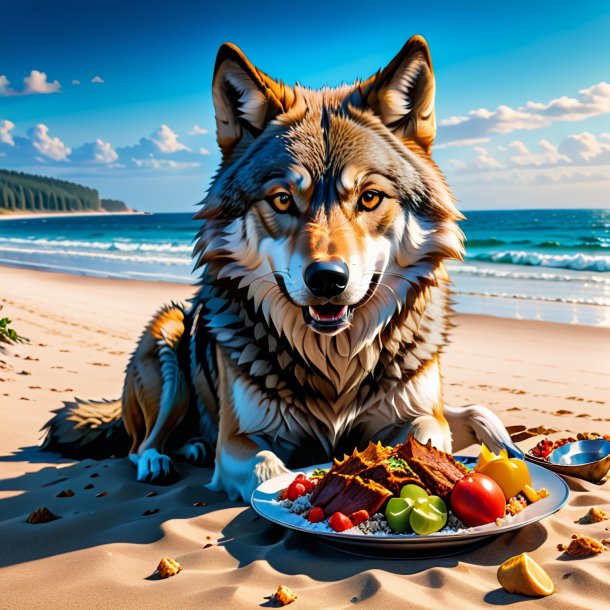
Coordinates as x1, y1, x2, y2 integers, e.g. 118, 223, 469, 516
1, 209, 608, 326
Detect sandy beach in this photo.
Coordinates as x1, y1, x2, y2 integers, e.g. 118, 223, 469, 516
0, 265, 609, 609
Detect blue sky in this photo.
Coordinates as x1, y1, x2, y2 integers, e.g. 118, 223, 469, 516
1, 0, 609, 211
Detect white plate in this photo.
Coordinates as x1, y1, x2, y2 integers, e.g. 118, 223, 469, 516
251, 457, 570, 557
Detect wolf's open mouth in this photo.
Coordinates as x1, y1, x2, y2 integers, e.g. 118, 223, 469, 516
303, 303, 352, 333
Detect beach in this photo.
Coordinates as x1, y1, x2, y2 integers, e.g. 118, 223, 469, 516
0, 265, 609, 609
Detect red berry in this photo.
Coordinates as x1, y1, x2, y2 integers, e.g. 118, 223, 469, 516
308, 507, 325, 523
328, 512, 353, 532
349, 510, 370, 526
301, 479, 315, 493
286, 482, 306, 501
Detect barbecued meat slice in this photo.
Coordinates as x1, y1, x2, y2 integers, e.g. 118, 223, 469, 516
356, 463, 428, 496
395, 437, 469, 502
309, 473, 348, 507
322, 475, 392, 517
332, 442, 392, 476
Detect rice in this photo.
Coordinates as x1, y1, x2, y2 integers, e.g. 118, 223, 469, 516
278, 493, 472, 536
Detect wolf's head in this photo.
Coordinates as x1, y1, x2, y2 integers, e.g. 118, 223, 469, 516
195, 36, 464, 359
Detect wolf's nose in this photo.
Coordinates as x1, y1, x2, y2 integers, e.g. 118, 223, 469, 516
304, 261, 349, 297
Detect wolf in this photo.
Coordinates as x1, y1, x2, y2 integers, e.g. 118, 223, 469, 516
42, 36, 518, 502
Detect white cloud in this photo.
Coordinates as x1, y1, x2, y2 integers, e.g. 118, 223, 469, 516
151, 124, 191, 153
188, 124, 208, 135
71, 79, 81, 85
198, 147, 210, 155
28, 124, 71, 161
23, 70, 61, 95
438, 81, 610, 145
434, 137, 490, 150
557, 132, 610, 162
71, 139, 118, 164
91, 75, 104, 83
509, 139, 570, 167
0, 119, 15, 146
132, 158, 200, 169
0, 75, 13, 96
472, 146, 504, 170
447, 159, 467, 170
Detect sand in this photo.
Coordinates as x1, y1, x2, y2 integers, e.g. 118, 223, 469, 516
0, 265, 609, 609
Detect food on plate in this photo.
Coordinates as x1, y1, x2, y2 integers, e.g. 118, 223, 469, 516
273, 585, 297, 606
450, 473, 506, 527
328, 511, 354, 532
307, 506, 325, 523
310, 437, 468, 515
156, 557, 182, 578
26, 507, 58, 524
277, 436, 546, 537
557, 534, 607, 557
409, 495, 447, 535
575, 507, 609, 524
496, 552, 555, 597
385, 486, 447, 534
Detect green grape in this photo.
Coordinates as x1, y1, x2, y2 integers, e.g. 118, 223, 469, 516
399, 484, 428, 502
409, 497, 448, 535
384, 497, 414, 533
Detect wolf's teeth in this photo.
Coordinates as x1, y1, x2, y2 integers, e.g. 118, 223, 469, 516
308, 306, 321, 321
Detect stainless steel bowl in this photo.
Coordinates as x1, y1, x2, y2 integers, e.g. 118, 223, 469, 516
527, 439, 610, 483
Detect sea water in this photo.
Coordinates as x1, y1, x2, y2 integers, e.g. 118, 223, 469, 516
0, 209, 608, 326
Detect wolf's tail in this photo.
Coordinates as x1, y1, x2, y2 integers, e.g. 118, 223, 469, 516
41, 398, 130, 460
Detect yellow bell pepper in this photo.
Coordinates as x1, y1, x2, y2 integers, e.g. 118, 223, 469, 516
480, 455, 532, 500
474, 444, 533, 500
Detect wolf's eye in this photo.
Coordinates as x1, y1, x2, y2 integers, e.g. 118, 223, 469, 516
265, 191, 296, 214
357, 190, 385, 212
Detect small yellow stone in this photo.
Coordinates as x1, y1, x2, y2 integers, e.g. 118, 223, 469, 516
274, 584, 297, 605
156, 557, 182, 578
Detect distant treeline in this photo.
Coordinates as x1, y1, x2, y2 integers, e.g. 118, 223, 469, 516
100, 198, 129, 212
0, 169, 129, 213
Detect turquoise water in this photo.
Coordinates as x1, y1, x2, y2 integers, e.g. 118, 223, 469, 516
1, 209, 608, 326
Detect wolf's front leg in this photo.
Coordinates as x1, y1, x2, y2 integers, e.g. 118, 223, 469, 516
206, 347, 289, 502
208, 434, 289, 502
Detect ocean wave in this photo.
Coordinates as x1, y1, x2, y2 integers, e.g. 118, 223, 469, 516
0, 244, 191, 266
453, 290, 610, 307
466, 237, 609, 250
0, 236, 192, 254
471, 250, 610, 272
447, 264, 610, 284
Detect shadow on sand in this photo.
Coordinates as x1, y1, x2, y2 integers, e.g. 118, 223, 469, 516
0, 446, 548, 600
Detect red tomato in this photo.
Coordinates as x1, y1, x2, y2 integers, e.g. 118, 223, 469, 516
294, 473, 307, 481
308, 506, 325, 523
349, 510, 370, 526
450, 473, 506, 527
301, 479, 315, 493
286, 482, 306, 501
328, 512, 353, 532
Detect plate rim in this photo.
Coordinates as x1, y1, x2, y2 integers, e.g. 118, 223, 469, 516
250, 456, 570, 545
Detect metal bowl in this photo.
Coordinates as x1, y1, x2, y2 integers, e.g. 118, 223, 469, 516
537, 439, 610, 483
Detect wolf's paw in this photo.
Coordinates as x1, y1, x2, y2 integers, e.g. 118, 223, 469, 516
254, 450, 290, 485
134, 448, 177, 483
173, 439, 210, 465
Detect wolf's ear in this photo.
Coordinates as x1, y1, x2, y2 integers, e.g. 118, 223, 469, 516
212, 43, 294, 160
358, 35, 436, 153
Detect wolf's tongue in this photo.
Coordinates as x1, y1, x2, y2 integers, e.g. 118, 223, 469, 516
309, 304, 347, 321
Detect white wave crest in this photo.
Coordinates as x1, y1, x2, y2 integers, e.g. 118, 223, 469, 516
0, 236, 192, 254
0, 244, 191, 266
472, 250, 610, 272
446, 263, 610, 284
